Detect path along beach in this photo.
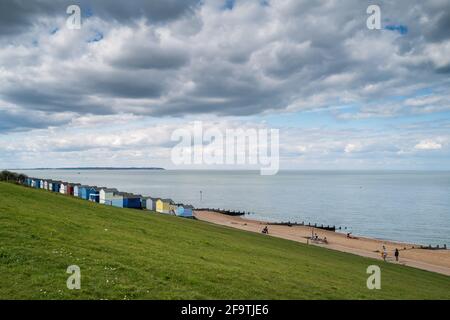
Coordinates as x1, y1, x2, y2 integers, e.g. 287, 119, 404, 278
194, 210, 450, 276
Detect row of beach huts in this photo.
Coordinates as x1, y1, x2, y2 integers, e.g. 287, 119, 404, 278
22, 177, 194, 218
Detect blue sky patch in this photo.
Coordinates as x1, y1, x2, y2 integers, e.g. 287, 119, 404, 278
385, 24, 408, 35
223, 0, 235, 10
87, 31, 104, 43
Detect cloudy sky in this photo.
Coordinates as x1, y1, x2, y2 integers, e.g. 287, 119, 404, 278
0, 0, 449, 170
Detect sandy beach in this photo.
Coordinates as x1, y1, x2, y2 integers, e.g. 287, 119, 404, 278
195, 210, 450, 276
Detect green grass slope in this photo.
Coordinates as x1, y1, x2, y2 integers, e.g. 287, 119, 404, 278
0, 182, 449, 300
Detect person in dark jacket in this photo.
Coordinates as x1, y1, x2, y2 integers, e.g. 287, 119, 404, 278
394, 248, 399, 262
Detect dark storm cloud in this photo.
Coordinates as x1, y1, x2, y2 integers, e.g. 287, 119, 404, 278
426, 11, 450, 42
0, 108, 70, 133
0, 0, 200, 36
81, 0, 200, 24
0, 0, 57, 36
108, 42, 190, 70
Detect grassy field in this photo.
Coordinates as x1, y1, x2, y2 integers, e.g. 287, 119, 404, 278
0, 182, 449, 299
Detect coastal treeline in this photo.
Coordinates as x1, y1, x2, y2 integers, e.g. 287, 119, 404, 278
0, 170, 28, 184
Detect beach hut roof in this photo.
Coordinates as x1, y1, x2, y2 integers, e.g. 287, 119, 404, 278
176, 203, 194, 209
100, 188, 118, 192
123, 193, 142, 199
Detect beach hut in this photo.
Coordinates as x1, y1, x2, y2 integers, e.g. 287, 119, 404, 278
46, 180, 53, 191
110, 192, 125, 207
99, 188, 118, 205
40, 180, 45, 189
52, 181, 62, 193
175, 204, 194, 218
124, 194, 142, 209
43, 180, 49, 190
89, 192, 100, 202
156, 198, 175, 214
110, 192, 142, 209
60, 182, 67, 194
79, 186, 88, 199
73, 184, 85, 197
75, 185, 88, 198
60, 182, 74, 195
142, 196, 157, 211
80, 186, 99, 201
67, 183, 74, 195
34, 179, 42, 189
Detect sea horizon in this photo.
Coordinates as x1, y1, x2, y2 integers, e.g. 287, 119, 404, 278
11, 167, 450, 172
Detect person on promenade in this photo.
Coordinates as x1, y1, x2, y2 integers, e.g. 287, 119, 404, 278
382, 246, 387, 261
394, 248, 399, 262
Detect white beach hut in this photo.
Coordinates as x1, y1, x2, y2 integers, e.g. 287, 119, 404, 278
99, 188, 119, 205
74, 185, 87, 198
144, 197, 157, 211
60, 182, 67, 194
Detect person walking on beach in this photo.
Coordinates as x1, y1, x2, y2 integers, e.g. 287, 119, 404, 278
382, 245, 387, 261
394, 248, 399, 262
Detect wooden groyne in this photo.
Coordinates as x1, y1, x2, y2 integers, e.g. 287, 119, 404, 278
419, 244, 448, 250
196, 209, 339, 232
196, 208, 247, 216
268, 221, 337, 232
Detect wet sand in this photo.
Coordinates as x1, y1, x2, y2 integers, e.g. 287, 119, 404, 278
195, 210, 450, 276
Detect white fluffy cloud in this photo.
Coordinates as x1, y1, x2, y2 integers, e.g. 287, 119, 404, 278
414, 140, 443, 150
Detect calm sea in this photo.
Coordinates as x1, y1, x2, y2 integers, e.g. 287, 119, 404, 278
18, 170, 450, 246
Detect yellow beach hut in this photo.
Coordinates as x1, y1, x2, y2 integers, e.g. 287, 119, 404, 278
156, 198, 175, 214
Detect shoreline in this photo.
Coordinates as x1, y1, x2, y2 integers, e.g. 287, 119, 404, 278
194, 210, 450, 276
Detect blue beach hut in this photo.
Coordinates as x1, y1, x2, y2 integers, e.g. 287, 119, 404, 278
33, 179, 41, 189
73, 184, 86, 197
110, 193, 142, 209
124, 194, 142, 209
88, 186, 103, 202
110, 192, 125, 208
52, 181, 62, 192
176, 204, 194, 218
31, 178, 39, 188
80, 186, 99, 201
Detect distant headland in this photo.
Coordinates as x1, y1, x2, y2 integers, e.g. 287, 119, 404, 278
14, 167, 166, 171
